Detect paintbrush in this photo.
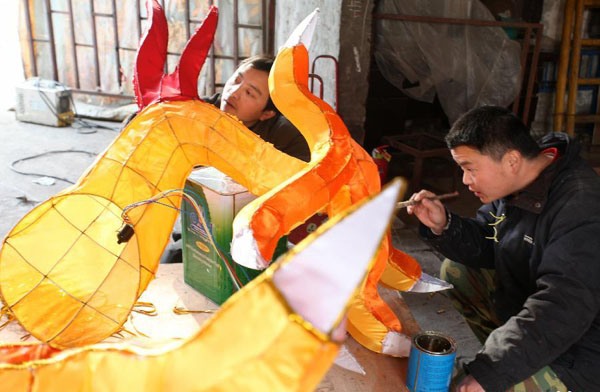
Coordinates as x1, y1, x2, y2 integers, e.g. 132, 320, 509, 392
396, 191, 459, 209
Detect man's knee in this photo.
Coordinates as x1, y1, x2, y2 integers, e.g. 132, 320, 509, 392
440, 258, 462, 285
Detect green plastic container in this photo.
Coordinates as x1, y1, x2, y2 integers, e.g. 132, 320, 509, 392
182, 167, 286, 305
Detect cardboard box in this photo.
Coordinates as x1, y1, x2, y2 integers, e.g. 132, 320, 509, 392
182, 167, 286, 304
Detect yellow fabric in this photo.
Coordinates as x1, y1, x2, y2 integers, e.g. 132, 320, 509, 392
0, 195, 140, 348
0, 267, 338, 391
0, 102, 305, 348
0, 172, 404, 391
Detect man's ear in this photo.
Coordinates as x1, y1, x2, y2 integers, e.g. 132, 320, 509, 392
259, 109, 276, 121
505, 150, 521, 171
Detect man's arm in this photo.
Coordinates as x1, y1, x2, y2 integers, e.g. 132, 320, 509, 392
411, 196, 498, 269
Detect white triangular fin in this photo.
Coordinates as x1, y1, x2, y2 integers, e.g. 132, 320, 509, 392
273, 180, 403, 333
281, 8, 319, 50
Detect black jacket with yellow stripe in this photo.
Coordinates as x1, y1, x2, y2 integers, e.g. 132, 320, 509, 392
421, 132, 600, 392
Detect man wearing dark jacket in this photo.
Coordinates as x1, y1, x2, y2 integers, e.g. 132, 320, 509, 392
204, 54, 310, 162
407, 106, 600, 391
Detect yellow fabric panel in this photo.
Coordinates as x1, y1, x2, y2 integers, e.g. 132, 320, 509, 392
47, 234, 121, 302
0, 246, 44, 307
0, 267, 338, 391
71, 159, 123, 202
0, 367, 30, 392
3, 201, 81, 276
1, 193, 140, 348
50, 304, 127, 348
380, 248, 423, 291
11, 279, 87, 342
346, 304, 387, 354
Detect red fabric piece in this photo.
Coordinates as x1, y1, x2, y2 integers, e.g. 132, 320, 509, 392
133, 0, 218, 109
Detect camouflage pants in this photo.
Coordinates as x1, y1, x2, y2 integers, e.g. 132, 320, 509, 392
440, 259, 570, 392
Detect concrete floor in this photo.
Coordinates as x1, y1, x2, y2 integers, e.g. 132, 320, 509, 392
0, 107, 483, 373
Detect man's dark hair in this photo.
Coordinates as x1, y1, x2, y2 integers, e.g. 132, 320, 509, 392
445, 106, 540, 161
238, 54, 278, 113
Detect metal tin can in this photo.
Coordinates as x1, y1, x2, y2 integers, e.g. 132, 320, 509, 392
405, 331, 457, 392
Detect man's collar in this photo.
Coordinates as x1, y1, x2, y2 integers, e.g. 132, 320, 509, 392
505, 149, 560, 214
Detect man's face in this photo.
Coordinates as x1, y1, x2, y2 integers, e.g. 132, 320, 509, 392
451, 145, 516, 204
220, 64, 275, 127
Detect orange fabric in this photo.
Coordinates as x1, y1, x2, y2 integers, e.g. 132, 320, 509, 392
253, 43, 422, 354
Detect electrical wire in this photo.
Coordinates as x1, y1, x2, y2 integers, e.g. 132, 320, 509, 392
9, 150, 98, 184
13, 80, 128, 184
121, 189, 244, 290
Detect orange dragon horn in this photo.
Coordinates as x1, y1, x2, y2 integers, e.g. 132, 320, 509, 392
133, 0, 218, 108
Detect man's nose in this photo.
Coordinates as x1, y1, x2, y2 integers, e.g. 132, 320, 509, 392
228, 84, 242, 99
462, 171, 472, 185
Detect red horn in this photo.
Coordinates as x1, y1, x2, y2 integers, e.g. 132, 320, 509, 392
173, 6, 218, 99
133, 1, 218, 109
